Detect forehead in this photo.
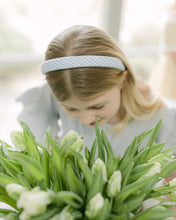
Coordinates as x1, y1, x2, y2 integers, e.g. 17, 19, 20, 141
60, 86, 120, 106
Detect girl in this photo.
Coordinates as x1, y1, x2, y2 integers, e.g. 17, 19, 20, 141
17, 25, 176, 156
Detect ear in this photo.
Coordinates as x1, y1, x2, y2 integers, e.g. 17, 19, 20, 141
120, 70, 129, 89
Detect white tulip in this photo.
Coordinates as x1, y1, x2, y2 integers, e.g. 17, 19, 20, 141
144, 162, 161, 177
60, 130, 81, 145
17, 187, 51, 216
10, 131, 25, 151
85, 193, 104, 219
91, 158, 107, 181
107, 170, 121, 197
6, 184, 28, 201
169, 177, 176, 187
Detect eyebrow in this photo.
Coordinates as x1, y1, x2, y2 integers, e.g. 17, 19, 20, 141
63, 100, 109, 109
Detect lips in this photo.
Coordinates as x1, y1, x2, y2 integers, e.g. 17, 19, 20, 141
89, 122, 95, 126
89, 119, 101, 126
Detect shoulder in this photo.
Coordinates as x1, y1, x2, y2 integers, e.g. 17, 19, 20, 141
122, 98, 176, 150
16, 83, 60, 141
157, 98, 176, 149
16, 83, 54, 107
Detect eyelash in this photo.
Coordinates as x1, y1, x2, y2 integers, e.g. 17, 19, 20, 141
66, 106, 104, 111
91, 106, 104, 110
66, 108, 77, 111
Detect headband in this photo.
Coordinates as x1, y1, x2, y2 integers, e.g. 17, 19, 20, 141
41, 55, 126, 74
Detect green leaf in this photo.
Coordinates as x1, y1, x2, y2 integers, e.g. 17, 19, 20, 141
41, 148, 50, 189
71, 210, 83, 219
0, 208, 17, 217
0, 173, 20, 188
16, 174, 31, 189
119, 137, 137, 172
32, 207, 60, 220
146, 142, 165, 161
20, 121, 41, 162
52, 167, 62, 192
121, 161, 134, 187
108, 214, 126, 220
55, 191, 83, 209
146, 119, 162, 148
126, 193, 146, 213
1, 141, 12, 159
101, 130, 114, 161
133, 147, 150, 166
156, 184, 176, 194
136, 128, 153, 148
160, 159, 176, 178
51, 146, 65, 190
66, 163, 86, 198
0, 156, 21, 179
57, 205, 73, 219
0, 194, 17, 210
87, 170, 104, 202
141, 173, 160, 194
44, 128, 60, 152
113, 174, 159, 208
85, 146, 90, 162
95, 119, 105, 162
131, 205, 176, 220
10, 152, 44, 183
128, 163, 154, 183
69, 148, 93, 190
89, 138, 97, 168
106, 156, 119, 179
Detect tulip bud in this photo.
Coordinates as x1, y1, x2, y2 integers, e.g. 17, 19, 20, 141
144, 162, 161, 177
71, 138, 84, 153
17, 187, 51, 216
6, 184, 28, 201
10, 131, 25, 151
91, 158, 107, 181
107, 170, 121, 197
149, 152, 174, 167
60, 130, 81, 145
85, 193, 104, 219
60, 130, 84, 152
169, 177, 176, 187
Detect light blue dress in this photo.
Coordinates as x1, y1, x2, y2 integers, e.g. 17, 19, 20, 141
16, 83, 176, 156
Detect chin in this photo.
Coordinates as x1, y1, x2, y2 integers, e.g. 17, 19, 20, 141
98, 119, 108, 127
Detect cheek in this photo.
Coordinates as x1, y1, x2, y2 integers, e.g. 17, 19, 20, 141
64, 109, 79, 118
100, 103, 120, 117
105, 98, 121, 116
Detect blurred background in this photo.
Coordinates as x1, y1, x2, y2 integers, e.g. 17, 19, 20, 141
0, 0, 173, 143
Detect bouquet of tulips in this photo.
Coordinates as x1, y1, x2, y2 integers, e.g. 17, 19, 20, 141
1, 119, 176, 220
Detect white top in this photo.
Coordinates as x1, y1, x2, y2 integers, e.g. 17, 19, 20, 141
16, 83, 176, 156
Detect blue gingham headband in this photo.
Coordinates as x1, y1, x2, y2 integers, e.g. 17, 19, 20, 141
41, 55, 126, 74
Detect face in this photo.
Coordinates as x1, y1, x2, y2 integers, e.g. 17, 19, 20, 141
60, 86, 122, 127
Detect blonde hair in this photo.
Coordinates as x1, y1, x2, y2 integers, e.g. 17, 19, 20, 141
45, 25, 163, 134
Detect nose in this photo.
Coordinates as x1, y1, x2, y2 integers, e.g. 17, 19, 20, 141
79, 111, 96, 126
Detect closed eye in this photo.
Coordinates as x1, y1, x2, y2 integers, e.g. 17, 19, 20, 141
90, 105, 104, 110
65, 108, 78, 112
